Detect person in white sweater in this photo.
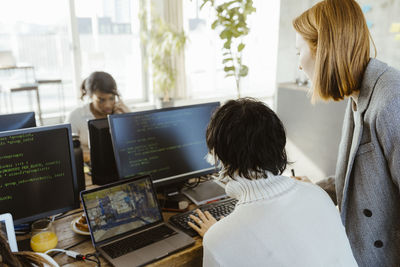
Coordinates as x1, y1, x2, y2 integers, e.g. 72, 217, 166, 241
188, 98, 357, 267
65, 71, 129, 153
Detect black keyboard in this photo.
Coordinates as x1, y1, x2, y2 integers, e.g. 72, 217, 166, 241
169, 198, 238, 237
102, 224, 177, 259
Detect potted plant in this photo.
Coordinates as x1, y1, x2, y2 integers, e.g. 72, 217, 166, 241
201, 0, 256, 98
140, 2, 187, 107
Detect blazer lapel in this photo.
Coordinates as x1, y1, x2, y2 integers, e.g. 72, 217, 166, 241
335, 100, 354, 209
340, 104, 363, 223
338, 58, 388, 223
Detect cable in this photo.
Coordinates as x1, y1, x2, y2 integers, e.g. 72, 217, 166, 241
54, 209, 84, 220
45, 248, 84, 260
48, 238, 89, 258
183, 177, 201, 189
85, 252, 101, 266
183, 172, 218, 189
45, 248, 101, 266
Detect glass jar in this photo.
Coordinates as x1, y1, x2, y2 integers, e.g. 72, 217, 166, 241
30, 218, 58, 253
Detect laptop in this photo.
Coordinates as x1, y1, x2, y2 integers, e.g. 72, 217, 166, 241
81, 175, 195, 267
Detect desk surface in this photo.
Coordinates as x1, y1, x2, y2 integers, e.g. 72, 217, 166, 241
18, 175, 204, 267
49, 211, 203, 267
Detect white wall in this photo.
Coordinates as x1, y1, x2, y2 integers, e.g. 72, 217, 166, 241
277, 0, 400, 84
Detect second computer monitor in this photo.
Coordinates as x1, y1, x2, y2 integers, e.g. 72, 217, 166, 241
108, 102, 220, 185
0, 124, 79, 224
88, 118, 119, 185
0, 112, 36, 132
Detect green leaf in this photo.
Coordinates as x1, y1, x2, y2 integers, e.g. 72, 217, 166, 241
238, 43, 245, 52
225, 73, 235, 78
224, 66, 235, 72
211, 20, 218, 29
200, 0, 216, 9
220, 29, 232, 39
222, 58, 233, 64
216, 6, 224, 13
223, 41, 231, 49
239, 65, 249, 77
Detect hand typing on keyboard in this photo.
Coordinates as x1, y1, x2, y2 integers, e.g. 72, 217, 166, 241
188, 209, 221, 237
169, 198, 237, 237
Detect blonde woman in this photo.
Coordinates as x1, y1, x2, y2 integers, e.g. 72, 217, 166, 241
293, 0, 400, 265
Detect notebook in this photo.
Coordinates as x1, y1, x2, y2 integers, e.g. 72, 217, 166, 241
80, 175, 194, 267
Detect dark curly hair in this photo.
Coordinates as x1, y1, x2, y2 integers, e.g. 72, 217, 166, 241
206, 98, 288, 179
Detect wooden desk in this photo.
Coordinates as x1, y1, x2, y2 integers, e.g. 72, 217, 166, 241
17, 174, 204, 266
49, 210, 203, 267
35, 208, 203, 267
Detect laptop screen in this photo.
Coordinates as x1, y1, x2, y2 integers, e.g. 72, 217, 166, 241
82, 176, 163, 244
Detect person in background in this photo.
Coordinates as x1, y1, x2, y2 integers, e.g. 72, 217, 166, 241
65, 71, 130, 153
0, 233, 58, 267
188, 98, 357, 267
293, 0, 400, 265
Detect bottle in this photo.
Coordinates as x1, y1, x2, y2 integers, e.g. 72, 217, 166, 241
72, 135, 85, 194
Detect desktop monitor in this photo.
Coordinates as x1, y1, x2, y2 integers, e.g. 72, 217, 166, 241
108, 102, 220, 186
0, 112, 36, 131
0, 124, 80, 224
88, 118, 119, 185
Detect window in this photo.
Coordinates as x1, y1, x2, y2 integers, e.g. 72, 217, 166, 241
183, 0, 280, 99
75, 0, 146, 102
0, 0, 75, 116
0, 0, 148, 121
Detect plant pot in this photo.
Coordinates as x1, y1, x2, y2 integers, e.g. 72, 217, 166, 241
156, 98, 174, 109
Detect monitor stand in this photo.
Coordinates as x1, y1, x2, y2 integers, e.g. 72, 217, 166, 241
181, 180, 227, 205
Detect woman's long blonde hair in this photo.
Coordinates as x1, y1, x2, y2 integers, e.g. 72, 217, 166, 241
293, 0, 376, 101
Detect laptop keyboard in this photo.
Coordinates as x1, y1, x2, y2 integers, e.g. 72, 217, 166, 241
102, 225, 177, 259
169, 197, 238, 237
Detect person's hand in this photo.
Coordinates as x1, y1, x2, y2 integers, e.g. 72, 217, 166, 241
188, 209, 218, 237
113, 101, 130, 114
292, 176, 312, 183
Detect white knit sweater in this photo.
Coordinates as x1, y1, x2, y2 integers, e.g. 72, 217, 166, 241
202, 173, 357, 267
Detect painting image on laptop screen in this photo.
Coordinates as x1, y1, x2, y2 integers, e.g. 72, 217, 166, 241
83, 178, 162, 243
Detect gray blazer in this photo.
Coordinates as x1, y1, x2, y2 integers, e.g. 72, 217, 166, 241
324, 58, 400, 266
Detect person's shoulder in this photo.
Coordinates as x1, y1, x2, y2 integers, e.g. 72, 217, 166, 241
65, 103, 91, 122
72, 103, 91, 115
373, 77, 400, 118
294, 180, 337, 207
363, 61, 400, 116
372, 60, 400, 94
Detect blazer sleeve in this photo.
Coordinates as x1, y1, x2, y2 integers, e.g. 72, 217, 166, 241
376, 97, 400, 189
316, 176, 337, 205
